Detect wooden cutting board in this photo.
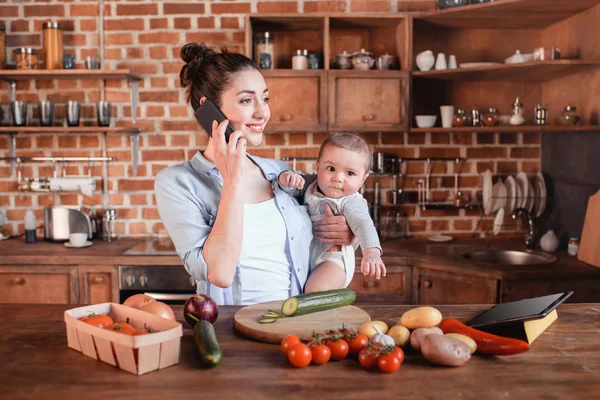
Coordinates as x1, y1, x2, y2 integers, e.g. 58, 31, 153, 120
578, 189, 600, 268
233, 300, 371, 344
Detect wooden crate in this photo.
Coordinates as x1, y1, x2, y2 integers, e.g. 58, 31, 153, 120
64, 303, 183, 375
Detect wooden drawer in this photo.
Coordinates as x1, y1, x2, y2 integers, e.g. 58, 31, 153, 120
0, 266, 78, 304
349, 266, 412, 304
79, 265, 119, 304
413, 267, 498, 305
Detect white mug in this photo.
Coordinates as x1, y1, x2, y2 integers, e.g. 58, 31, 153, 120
69, 232, 88, 247
448, 54, 457, 69
435, 53, 447, 70
440, 105, 455, 128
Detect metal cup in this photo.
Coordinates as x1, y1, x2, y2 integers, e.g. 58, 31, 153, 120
84, 56, 99, 70
95, 101, 112, 127
10, 101, 28, 127
65, 101, 81, 127
38, 101, 54, 126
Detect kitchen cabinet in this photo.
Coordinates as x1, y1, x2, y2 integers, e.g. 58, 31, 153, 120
502, 279, 600, 303
349, 265, 411, 304
78, 265, 119, 304
263, 70, 328, 132
412, 266, 498, 305
0, 265, 79, 304
328, 70, 409, 132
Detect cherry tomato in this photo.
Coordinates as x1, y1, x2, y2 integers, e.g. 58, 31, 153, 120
378, 353, 401, 373
391, 346, 405, 364
80, 313, 113, 329
281, 334, 301, 356
287, 343, 312, 368
348, 334, 369, 354
358, 348, 379, 369
328, 339, 349, 361
310, 344, 331, 365
106, 322, 139, 335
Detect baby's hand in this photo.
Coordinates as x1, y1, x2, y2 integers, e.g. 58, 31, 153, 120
279, 171, 305, 189
361, 248, 386, 280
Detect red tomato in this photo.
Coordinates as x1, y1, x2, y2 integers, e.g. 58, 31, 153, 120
106, 322, 139, 335
391, 346, 405, 364
80, 313, 113, 329
348, 334, 369, 354
358, 348, 379, 369
310, 344, 331, 365
288, 343, 312, 368
378, 353, 401, 373
281, 334, 301, 356
327, 339, 349, 361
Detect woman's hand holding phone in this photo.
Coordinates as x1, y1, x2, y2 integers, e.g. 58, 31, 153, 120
211, 119, 246, 186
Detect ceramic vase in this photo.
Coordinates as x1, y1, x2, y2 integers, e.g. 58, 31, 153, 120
416, 50, 435, 72
540, 230, 560, 252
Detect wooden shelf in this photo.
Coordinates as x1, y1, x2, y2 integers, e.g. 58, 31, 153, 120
0, 69, 142, 81
410, 125, 600, 133
412, 60, 600, 82
0, 127, 142, 134
416, 0, 600, 29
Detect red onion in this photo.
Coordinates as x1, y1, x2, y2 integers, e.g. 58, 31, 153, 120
184, 294, 218, 326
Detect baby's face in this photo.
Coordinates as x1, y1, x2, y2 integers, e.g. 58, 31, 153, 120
316, 145, 369, 199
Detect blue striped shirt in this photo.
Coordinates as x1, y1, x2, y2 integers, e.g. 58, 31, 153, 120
154, 151, 313, 305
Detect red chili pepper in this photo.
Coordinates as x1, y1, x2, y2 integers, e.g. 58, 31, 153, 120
439, 318, 529, 356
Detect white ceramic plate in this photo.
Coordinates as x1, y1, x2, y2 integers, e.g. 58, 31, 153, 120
527, 180, 535, 213
534, 172, 547, 217
504, 175, 517, 215
493, 207, 505, 236
515, 172, 529, 209
491, 179, 507, 212
459, 62, 502, 68
64, 241, 93, 248
428, 234, 454, 243
482, 169, 493, 215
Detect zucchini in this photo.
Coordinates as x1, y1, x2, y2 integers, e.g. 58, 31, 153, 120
281, 288, 356, 317
189, 315, 222, 367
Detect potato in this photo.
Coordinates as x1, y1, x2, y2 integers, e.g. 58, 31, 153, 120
421, 334, 471, 367
410, 327, 443, 352
445, 333, 477, 354
358, 320, 389, 339
388, 325, 410, 347
400, 306, 443, 329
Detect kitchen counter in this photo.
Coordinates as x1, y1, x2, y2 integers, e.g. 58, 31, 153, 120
1, 303, 598, 399
1, 236, 598, 281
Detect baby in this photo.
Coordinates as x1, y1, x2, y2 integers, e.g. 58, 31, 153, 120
278, 132, 386, 293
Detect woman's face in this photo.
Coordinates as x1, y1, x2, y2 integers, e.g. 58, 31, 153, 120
218, 69, 270, 147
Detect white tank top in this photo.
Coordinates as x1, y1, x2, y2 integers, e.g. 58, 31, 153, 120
240, 197, 291, 305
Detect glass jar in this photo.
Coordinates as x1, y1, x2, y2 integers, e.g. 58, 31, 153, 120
557, 106, 580, 125
43, 22, 64, 69
292, 49, 308, 70
0, 23, 6, 69
483, 107, 499, 126
453, 108, 468, 127
253, 31, 274, 70
14, 47, 39, 70
568, 237, 580, 256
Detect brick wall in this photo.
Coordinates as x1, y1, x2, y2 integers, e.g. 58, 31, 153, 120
0, 0, 535, 239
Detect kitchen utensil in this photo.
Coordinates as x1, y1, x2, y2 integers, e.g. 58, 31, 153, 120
438, 0, 468, 9
96, 101, 112, 127
376, 53, 396, 70
84, 56, 99, 69
526, 180, 535, 213
38, 101, 54, 126
578, 190, 600, 268
470, 108, 481, 126
64, 240, 92, 248
62, 53, 75, 69
351, 49, 375, 70
416, 50, 435, 71
10, 101, 28, 126
415, 115, 437, 128
482, 169, 493, 215
435, 53, 447, 70
68, 232, 88, 247
428, 234, 454, 242
65, 100, 81, 127
540, 230, 560, 252
534, 104, 548, 125
557, 106, 580, 125
440, 105, 454, 128
233, 300, 370, 344
425, 159, 431, 202
533, 47, 560, 61
335, 50, 352, 70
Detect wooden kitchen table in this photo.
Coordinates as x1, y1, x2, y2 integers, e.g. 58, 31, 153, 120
1, 304, 598, 400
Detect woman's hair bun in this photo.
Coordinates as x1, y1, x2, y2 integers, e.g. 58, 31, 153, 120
179, 43, 216, 89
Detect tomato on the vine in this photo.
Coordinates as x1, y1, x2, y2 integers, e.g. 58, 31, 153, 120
348, 334, 369, 354
281, 334, 301, 356
310, 344, 331, 365
391, 346, 405, 364
358, 348, 379, 369
80, 313, 113, 328
287, 343, 312, 368
378, 353, 401, 373
328, 339, 349, 360
106, 322, 139, 335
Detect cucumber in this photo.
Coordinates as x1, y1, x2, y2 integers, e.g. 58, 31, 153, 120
281, 288, 356, 317
190, 316, 222, 367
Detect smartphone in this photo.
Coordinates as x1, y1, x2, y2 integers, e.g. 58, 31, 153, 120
194, 98, 235, 142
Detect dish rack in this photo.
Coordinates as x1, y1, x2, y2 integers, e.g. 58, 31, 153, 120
64, 303, 183, 375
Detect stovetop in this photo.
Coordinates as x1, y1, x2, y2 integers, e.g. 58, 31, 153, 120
123, 239, 178, 256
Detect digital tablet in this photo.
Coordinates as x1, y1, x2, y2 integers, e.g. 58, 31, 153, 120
467, 291, 573, 328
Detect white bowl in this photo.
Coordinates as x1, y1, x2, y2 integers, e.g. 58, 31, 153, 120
415, 115, 437, 128
69, 232, 88, 247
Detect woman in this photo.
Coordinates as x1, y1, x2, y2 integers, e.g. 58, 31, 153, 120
155, 43, 354, 305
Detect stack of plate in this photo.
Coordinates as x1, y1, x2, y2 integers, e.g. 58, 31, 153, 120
482, 170, 547, 217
